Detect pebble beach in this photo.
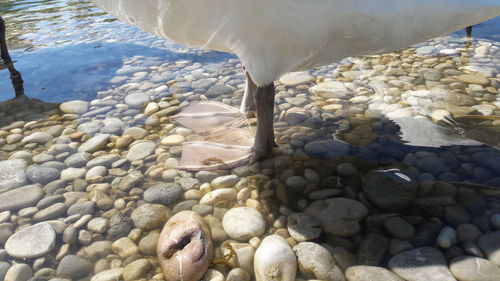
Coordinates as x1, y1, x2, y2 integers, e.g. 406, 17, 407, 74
0, 1, 499, 281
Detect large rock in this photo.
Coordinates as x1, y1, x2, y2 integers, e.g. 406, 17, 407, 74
293, 242, 345, 281
0, 185, 44, 212
5, 222, 56, 259
287, 212, 322, 242
222, 207, 266, 241
388, 247, 456, 281
304, 198, 368, 236
254, 235, 296, 281
0, 159, 28, 190
157, 211, 213, 281
450, 255, 500, 281
362, 168, 418, 211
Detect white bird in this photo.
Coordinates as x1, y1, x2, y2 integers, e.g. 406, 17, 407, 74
92, 0, 499, 161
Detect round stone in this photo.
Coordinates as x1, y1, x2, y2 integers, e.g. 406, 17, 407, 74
5, 222, 56, 259
123, 259, 151, 281
124, 92, 150, 109
254, 235, 296, 281
143, 183, 183, 205
4, 263, 32, 281
160, 135, 185, 146
131, 203, 170, 230
222, 207, 266, 241
57, 255, 92, 279
126, 141, 156, 161
287, 213, 321, 242
60, 100, 89, 114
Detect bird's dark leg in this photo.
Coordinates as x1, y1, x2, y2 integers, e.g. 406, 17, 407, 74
251, 83, 275, 162
240, 70, 257, 117
466, 26, 472, 39
0, 16, 24, 98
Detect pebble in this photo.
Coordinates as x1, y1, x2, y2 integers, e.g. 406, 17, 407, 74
26, 165, 61, 185
0, 159, 28, 190
199, 188, 237, 205
143, 183, 183, 205
5, 222, 56, 258
78, 134, 110, 153
254, 235, 296, 281
160, 134, 185, 146
287, 212, 322, 242
123, 259, 150, 281
293, 242, 345, 281
384, 217, 415, 239
4, 263, 33, 281
226, 268, 251, 281
437, 226, 457, 249
157, 211, 213, 281
457, 224, 482, 242
477, 231, 500, 265
56, 255, 93, 279
388, 247, 456, 281
450, 255, 500, 281
124, 92, 150, 108
90, 268, 123, 281
138, 232, 160, 256
126, 141, 156, 161
0, 185, 44, 212
22, 131, 53, 144
111, 237, 140, 258
67, 201, 96, 216
279, 71, 314, 86
87, 217, 109, 233
304, 198, 368, 236
362, 168, 418, 211
345, 266, 404, 281
211, 175, 239, 189
222, 207, 266, 241
60, 100, 90, 114
131, 203, 170, 230
358, 233, 389, 266
33, 202, 67, 222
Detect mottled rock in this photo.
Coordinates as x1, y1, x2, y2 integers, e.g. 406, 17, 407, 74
123, 259, 151, 281
78, 134, 110, 153
0, 159, 28, 190
144, 183, 183, 205
26, 165, 60, 185
287, 212, 322, 242
131, 203, 170, 230
157, 211, 213, 281
126, 141, 156, 161
304, 198, 368, 236
57, 255, 92, 279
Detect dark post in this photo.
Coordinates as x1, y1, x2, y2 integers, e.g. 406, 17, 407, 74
0, 16, 25, 97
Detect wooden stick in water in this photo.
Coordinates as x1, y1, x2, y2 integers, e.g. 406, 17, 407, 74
0, 16, 25, 98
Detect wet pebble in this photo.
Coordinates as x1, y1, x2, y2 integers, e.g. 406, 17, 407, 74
222, 207, 266, 241
5, 222, 56, 259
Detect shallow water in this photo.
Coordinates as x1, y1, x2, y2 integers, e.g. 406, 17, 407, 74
0, 0, 500, 281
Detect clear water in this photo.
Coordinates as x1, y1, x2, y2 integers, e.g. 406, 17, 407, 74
1, 0, 500, 280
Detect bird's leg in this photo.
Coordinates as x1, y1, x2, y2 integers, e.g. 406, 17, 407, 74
251, 83, 275, 162
240, 70, 257, 117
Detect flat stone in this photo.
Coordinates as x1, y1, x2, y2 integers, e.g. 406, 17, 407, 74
57, 255, 92, 279
78, 134, 110, 153
0, 185, 44, 212
26, 165, 60, 185
33, 202, 67, 222
205, 84, 234, 98
160, 135, 185, 146
138, 232, 160, 256
123, 259, 151, 281
279, 71, 314, 86
123, 127, 148, 139
211, 175, 239, 189
192, 78, 217, 89
22, 132, 53, 144
384, 217, 415, 239
86, 154, 120, 169
457, 74, 490, 86
346, 266, 404, 281
126, 141, 156, 161
158, 211, 213, 281
304, 198, 368, 236
0, 159, 28, 190
199, 188, 237, 205
111, 237, 140, 258
143, 183, 183, 205
450, 255, 500, 281
358, 233, 389, 266
67, 201, 95, 216
60, 100, 89, 115
388, 247, 456, 281
222, 207, 266, 241
310, 81, 351, 99
60, 167, 87, 181
287, 212, 322, 242
5, 222, 56, 258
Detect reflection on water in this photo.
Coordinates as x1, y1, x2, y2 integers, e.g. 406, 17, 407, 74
0, 0, 499, 280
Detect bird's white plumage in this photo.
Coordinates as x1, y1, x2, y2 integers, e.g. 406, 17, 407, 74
92, 0, 499, 86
